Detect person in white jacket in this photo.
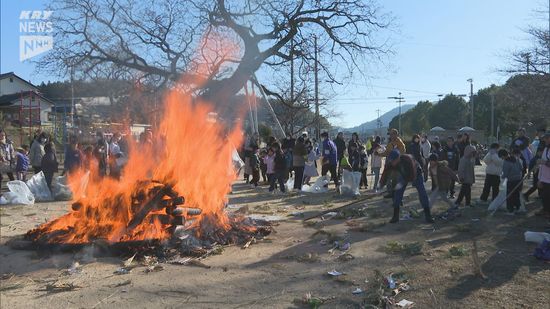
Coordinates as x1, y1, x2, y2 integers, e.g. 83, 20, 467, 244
420, 134, 431, 181
478, 143, 503, 204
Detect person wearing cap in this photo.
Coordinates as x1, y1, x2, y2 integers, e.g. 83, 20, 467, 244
378, 149, 434, 223
320, 132, 340, 190
428, 153, 458, 209
511, 128, 533, 169
535, 132, 550, 219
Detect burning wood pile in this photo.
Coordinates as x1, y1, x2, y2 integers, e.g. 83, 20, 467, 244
21, 179, 271, 257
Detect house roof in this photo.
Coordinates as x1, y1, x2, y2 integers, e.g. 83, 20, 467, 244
0, 90, 55, 107
0, 72, 39, 91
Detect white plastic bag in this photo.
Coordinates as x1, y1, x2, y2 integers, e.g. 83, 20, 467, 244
340, 170, 361, 196
524, 231, 550, 244
488, 178, 507, 212
5, 180, 35, 205
52, 175, 73, 201
285, 177, 294, 192
232, 149, 245, 170
302, 175, 329, 193
26, 171, 53, 202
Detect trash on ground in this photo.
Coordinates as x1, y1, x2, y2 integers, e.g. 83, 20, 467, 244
524, 231, 550, 244
327, 270, 344, 276
42, 281, 81, 293
66, 261, 81, 275
352, 287, 364, 294
321, 212, 338, 220
533, 239, 550, 261
114, 267, 131, 275
144, 264, 164, 273
123, 253, 137, 268
337, 253, 354, 262
4, 180, 35, 205
396, 299, 415, 308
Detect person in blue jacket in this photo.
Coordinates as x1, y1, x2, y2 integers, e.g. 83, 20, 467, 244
320, 132, 339, 190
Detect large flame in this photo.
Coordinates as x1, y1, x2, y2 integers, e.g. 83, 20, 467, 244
28, 85, 244, 244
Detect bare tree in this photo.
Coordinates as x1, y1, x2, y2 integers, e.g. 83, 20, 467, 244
504, 4, 550, 75
40, 0, 393, 102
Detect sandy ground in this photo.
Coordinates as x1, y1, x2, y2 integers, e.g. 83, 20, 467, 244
0, 166, 549, 309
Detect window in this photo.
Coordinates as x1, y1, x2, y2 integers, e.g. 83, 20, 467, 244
9, 77, 13, 82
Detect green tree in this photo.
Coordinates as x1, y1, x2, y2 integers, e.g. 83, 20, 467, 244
389, 100, 433, 137
429, 95, 468, 130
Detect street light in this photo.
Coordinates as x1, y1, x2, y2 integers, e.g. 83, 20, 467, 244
388, 92, 405, 134
467, 78, 474, 128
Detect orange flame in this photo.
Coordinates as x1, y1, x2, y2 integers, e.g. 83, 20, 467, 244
28, 31, 246, 244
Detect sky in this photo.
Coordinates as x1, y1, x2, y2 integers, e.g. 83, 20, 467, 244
1, 0, 546, 128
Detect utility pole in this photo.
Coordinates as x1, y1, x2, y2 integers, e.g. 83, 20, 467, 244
290, 39, 294, 106
467, 78, 474, 128
490, 93, 495, 140
523, 53, 531, 73
314, 36, 320, 140
388, 92, 404, 134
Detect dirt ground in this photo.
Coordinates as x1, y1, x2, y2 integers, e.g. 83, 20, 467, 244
1, 165, 549, 309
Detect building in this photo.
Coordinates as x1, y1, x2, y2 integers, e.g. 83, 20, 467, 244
0, 72, 54, 127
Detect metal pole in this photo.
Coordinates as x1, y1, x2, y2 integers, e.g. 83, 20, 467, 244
29, 92, 32, 139
490, 94, 494, 139
314, 36, 320, 140
467, 78, 474, 128
19, 91, 23, 145
398, 92, 402, 134
252, 74, 286, 138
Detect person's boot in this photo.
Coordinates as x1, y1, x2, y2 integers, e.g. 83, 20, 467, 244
389, 207, 400, 223
423, 207, 435, 223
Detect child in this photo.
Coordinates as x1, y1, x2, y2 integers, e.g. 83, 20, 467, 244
478, 143, 503, 204
15, 146, 29, 181
359, 145, 368, 189
41, 142, 59, 193
371, 137, 383, 191
501, 148, 525, 214
303, 143, 319, 185
259, 149, 268, 183
455, 145, 476, 207
428, 153, 459, 208
272, 143, 287, 193
264, 148, 276, 192
250, 149, 261, 188
339, 151, 352, 176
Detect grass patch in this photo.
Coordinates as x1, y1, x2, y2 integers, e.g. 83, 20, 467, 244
381, 241, 423, 256
448, 245, 469, 257
349, 221, 386, 233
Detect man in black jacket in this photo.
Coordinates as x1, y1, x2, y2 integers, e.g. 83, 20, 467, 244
379, 149, 434, 224
334, 132, 346, 178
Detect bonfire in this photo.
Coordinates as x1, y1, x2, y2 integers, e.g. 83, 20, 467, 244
22, 79, 271, 256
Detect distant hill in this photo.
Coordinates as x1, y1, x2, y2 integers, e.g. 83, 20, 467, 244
344, 104, 415, 133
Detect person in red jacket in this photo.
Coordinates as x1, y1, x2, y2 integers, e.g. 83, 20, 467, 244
379, 149, 434, 223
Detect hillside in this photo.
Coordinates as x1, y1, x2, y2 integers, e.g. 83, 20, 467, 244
344, 104, 415, 132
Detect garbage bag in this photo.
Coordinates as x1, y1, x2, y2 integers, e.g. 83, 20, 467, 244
302, 175, 329, 193
285, 177, 294, 192
26, 171, 53, 202
488, 179, 507, 212
534, 240, 550, 261
5, 180, 35, 205
524, 231, 550, 245
232, 149, 245, 170
52, 175, 73, 201
340, 170, 361, 196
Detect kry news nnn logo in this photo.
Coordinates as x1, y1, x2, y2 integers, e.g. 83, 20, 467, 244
19, 10, 54, 61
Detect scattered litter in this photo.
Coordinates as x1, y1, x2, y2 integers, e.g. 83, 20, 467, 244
396, 299, 415, 308
296, 253, 320, 263
297, 292, 335, 308
114, 267, 130, 275
42, 282, 81, 293
400, 214, 413, 221
321, 212, 338, 220
524, 231, 550, 245
337, 253, 354, 262
167, 257, 212, 268
66, 261, 81, 275
327, 270, 344, 276
242, 237, 256, 249
144, 264, 164, 273
123, 253, 137, 268
385, 275, 396, 289
352, 287, 364, 294
534, 240, 550, 261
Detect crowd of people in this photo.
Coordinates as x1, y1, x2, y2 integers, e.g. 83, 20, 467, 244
240, 127, 550, 223
0, 128, 151, 196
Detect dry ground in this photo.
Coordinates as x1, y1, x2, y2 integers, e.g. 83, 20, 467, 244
0, 166, 549, 309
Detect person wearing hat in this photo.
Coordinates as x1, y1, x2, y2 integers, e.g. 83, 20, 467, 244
378, 149, 434, 223
428, 153, 458, 209
536, 132, 550, 219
